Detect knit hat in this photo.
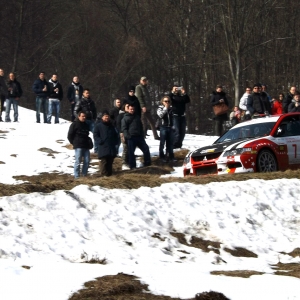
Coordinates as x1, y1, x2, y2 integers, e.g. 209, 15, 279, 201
101, 109, 109, 116
129, 85, 135, 92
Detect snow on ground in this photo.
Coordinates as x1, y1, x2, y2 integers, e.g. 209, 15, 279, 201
0, 107, 300, 300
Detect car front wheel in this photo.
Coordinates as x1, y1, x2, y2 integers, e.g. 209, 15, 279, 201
257, 149, 278, 172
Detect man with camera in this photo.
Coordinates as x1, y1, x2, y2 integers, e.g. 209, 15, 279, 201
169, 85, 190, 148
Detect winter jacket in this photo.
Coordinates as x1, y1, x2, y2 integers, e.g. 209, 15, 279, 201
157, 105, 173, 127
247, 92, 271, 115
168, 92, 190, 116
239, 93, 249, 112
93, 120, 119, 158
109, 100, 121, 126
210, 91, 229, 121
74, 97, 97, 120
288, 100, 300, 113
135, 83, 150, 109
32, 78, 49, 97
0, 75, 8, 98
271, 100, 283, 115
125, 94, 141, 117
67, 120, 90, 149
116, 110, 125, 132
67, 82, 83, 103
121, 112, 144, 139
283, 92, 294, 113
7, 79, 22, 98
48, 79, 63, 100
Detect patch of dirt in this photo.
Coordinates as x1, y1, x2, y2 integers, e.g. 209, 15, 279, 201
0, 130, 9, 133
170, 232, 221, 254
0, 161, 5, 164
38, 147, 60, 154
68, 272, 229, 300
280, 248, 300, 258
56, 139, 65, 144
271, 262, 300, 279
63, 143, 73, 150
210, 270, 264, 278
10, 154, 17, 157
223, 247, 258, 258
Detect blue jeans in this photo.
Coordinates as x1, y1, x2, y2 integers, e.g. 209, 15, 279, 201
173, 116, 186, 148
74, 148, 90, 178
47, 99, 60, 123
86, 119, 96, 152
159, 126, 174, 159
127, 136, 151, 169
5, 98, 19, 122
36, 96, 48, 123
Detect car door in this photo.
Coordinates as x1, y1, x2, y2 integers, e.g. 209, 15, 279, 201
275, 116, 300, 165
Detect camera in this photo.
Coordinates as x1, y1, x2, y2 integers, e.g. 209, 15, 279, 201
177, 86, 183, 91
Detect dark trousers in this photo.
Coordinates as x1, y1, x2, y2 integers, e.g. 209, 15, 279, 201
173, 116, 186, 148
71, 102, 76, 122
0, 96, 5, 120
159, 126, 174, 159
141, 110, 159, 138
127, 136, 151, 169
99, 156, 115, 176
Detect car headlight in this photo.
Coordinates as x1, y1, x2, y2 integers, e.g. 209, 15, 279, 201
223, 147, 255, 156
183, 154, 191, 164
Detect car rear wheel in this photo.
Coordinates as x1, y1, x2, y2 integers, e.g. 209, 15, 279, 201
257, 149, 278, 172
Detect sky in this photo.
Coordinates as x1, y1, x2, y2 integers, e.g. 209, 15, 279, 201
0, 107, 299, 300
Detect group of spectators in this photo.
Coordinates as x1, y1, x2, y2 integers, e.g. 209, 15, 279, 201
211, 83, 300, 136
67, 76, 190, 179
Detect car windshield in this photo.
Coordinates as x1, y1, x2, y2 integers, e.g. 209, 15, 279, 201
215, 122, 276, 143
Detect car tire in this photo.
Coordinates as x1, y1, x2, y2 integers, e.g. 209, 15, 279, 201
257, 149, 278, 172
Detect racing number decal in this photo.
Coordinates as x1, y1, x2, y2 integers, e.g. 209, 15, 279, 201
292, 144, 297, 158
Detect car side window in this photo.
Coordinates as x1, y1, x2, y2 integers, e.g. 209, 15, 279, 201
277, 116, 300, 137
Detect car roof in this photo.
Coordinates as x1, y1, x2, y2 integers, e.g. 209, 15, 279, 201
232, 115, 280, 129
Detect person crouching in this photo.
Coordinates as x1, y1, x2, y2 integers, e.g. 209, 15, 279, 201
93, 110, 119, 176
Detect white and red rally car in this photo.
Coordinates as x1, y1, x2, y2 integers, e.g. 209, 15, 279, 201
217, 113, 300, 174
183, 113, 300, 176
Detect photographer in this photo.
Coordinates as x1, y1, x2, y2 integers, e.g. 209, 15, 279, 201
169, 85, 190, 148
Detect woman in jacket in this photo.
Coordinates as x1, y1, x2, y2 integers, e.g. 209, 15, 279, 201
93, 110, 119, 176
157, 96, 176, 162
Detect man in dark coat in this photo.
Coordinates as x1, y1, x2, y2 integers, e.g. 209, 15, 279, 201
93, 110, 119, 176
109, 98, 122, 126
67, 76, 83, 122
32, 72, 49, 123
283, 86, 296, 113
5, 72, 22, 122
125, 86, 141, 118
47, 74, 63, 124
121, 104, 151, 169
67, 112, 91, 179
210, 84, 229, 136
74, 89, 97, 132
169, 85, 190, 148
288, 91, 300, 112
0, 68, 8, 122
247, 83, 272, 116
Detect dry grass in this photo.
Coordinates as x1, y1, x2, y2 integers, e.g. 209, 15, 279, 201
68, 273, 229, 300
210, 270, 264, 278
271, 262, 300, 279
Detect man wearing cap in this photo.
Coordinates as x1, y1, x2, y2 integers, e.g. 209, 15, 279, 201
135, 77, 160, 140
283, 86, 296, 113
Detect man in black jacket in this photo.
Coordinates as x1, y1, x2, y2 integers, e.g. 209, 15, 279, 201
67, 76, 83, 122
5, 72, 22, 122
0, 68, 8, 122
210, 84, 229, 136
169, 85, 190, 148
121, 104, 151, 169
247, 83, 271, 117
94, 110, 119, 176
125, 86, 141, 118
47, 74, 63, 124
283, 86, 296, 113
32, 72, 49, 123
67, 112, 90, 179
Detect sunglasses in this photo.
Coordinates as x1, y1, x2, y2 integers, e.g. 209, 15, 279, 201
163, 100, 170, 103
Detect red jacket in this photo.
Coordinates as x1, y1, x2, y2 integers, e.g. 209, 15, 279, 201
272, 100, 283, 115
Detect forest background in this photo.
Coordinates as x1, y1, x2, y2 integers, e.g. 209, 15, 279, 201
0, 0, 299, 134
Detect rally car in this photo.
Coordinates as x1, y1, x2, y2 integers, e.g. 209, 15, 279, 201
183, 113, 300, 176
217, 113, 300, 175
